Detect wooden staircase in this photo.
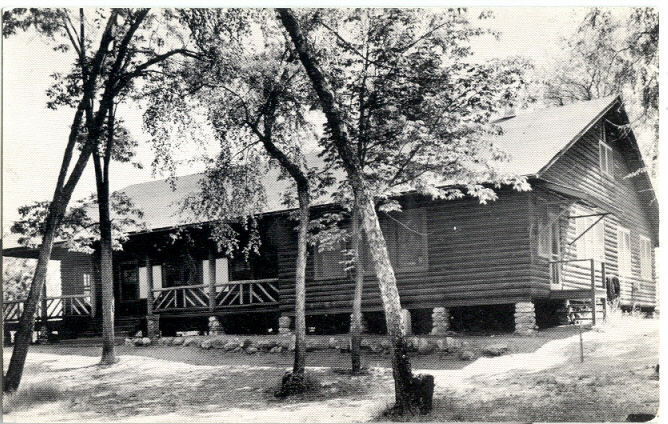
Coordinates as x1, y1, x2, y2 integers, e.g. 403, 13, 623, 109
78, 315, 146, 338
558, 299, 606, 325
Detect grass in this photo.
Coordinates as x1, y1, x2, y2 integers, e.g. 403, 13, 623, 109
2, 382, 66, 414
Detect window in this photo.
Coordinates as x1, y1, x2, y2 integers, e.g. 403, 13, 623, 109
313, 207, 428, 279
202, 258, 230, 292
537, 212, 561, 259
639, 235, 652, 281
617, 227, 632, 277
598, 126, 614, 177
314, 240, 348, 280
139, 264, 164, 299
119, 262, 139, 301
575, 215, 605, 262
82, 272, 92, 295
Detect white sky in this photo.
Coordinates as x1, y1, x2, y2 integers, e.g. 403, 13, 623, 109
0, 7, 654, 234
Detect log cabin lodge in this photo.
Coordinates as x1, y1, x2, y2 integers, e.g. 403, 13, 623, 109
2, 96, 658, 340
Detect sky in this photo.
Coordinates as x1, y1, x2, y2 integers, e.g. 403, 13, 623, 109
0, 7, 650, 237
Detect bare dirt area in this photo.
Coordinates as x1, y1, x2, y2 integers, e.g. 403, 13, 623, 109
403, 316, 660, 422
2, 317, 659, 423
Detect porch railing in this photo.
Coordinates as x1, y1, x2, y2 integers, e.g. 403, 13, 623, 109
3, 294, 93, 323
151, 278, 279, 313
549, 258, 606, 291
549, 258, 607, 325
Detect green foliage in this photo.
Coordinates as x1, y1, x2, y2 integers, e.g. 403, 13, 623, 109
2, 258, 34, 302
10, 192, 145, 254
541, 7, 658, 173
300, 8, 531, 207
143, 9, 330, 257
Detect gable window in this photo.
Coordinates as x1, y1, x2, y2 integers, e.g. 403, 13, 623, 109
313, 207, 428, 280
639, 235, 652, 281
617, 226, 632, 277
576, 215, 605, 263
598, 126, 614, 177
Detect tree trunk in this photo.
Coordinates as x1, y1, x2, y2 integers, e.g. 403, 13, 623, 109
3, 198, 70, 392
97, 176, 116, 364
350, 198, 363, 375
277, 9, 430, 413
292, 185, 310, 375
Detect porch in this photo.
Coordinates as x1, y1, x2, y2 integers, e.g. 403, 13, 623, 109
548, 258, 608, 325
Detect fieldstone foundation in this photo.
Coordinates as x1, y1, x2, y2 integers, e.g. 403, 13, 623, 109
431, 307, 451, 335
146, 315, 160, 339
514, 301, 537, 335
208, 316, 224, 335
401, 309, 413, 335
278, 315, 292, 335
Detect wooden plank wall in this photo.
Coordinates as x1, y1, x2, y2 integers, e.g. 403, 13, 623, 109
539, 120, 656, 307
278, 189, 534, 316
60, 252, 95, 296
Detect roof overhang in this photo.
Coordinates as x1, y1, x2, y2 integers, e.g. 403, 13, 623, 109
532, 178, 616, 216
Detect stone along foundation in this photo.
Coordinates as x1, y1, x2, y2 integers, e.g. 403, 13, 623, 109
431, 307, 451, 335
514, 301, 537, 335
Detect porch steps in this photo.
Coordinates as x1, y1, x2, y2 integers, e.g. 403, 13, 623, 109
79, 316, 145, 338
560, 299, 606, 325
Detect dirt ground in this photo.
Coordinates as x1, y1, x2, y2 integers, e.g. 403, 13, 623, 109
2, 317, 659, 423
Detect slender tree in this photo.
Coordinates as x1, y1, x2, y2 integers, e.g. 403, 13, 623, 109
142, 9, 331, 390
3, 8, 195, 392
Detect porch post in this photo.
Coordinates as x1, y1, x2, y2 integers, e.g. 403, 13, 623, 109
39, 282, 49, 342
145, 256, 154, 316
208, 248, 216, 312
590, 259, 597, 326
145, 255, 160, 339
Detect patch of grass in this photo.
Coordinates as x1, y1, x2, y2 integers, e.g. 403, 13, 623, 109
3, 382, 66, 414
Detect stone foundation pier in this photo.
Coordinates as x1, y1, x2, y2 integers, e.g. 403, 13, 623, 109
514, 301, 537, 335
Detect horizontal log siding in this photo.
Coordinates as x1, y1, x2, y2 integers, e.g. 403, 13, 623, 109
60, 253, 95, 297
539, 121, 656, 307
278, 191, 533, 315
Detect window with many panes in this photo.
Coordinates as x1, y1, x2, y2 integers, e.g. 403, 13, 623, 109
313, 208, 428, 279
639, 235, 652, 281
537, 212, 561, 259
576, 215, 605, 262
598, 125, 614, 177
617, 226, 632, 277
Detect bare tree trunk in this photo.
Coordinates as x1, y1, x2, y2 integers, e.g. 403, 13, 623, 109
95, 162, 116, 364
293, 186, 310, 375
277, 9, 432, 413
94, 109, 117, 365
3, 206, 63, 393
350, 198, 363, 374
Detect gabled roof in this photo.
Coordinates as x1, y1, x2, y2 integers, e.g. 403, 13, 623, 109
117, 96, 623, 232
492, 95, 619, 177
3, 96, 649, 252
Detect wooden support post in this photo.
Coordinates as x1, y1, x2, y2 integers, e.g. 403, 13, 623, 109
145, 256, 154, 317
601, 262, 607, 321
208, 248, 216, 312
590, 259, 596, 326
41, 282, 48, 326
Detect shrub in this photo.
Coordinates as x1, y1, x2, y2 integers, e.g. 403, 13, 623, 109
2, 382, 65, 414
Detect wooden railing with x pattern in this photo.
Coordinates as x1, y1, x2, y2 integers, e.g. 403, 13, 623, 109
151, 278, 279, 313
3, 294, 93, 323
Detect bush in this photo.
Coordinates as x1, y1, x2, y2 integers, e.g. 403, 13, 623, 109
3, 382, 65, 414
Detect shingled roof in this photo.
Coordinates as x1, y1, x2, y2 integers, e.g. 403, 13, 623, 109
3, 96, 638, 252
